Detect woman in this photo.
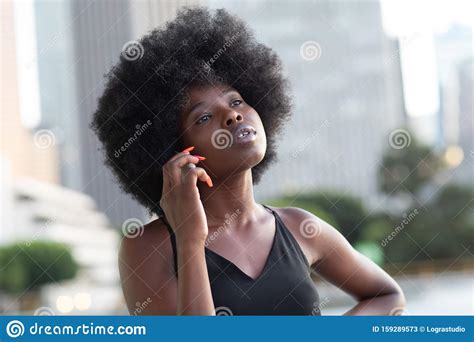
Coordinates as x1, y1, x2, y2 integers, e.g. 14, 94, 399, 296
91, 7, 405, 315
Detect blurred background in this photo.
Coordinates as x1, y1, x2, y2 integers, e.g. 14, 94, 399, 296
0, 0, 472, 315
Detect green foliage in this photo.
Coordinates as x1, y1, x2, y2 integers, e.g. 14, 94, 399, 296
360, 215, 394, 243
376, 129, 473, 263
269, 183, 474, 265
269, 127, 471, 266
0, 240, 78, 294
268, 197, 337, 227
268, 191, 367, 244
378, 132, 445, 195
383, 184, 474, 263
354, 241, 384, 266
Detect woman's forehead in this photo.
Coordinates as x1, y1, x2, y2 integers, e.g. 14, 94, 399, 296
188, 82, 235, 98
183, 83, 238, 108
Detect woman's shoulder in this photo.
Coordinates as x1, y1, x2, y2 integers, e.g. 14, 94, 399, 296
265, 205, 322, 231
120, 216, 169, 246
265, 205, 325, 265
266, 205, 314, 221
118, 217, 175, 275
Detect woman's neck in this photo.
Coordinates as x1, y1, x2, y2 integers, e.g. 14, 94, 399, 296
198, 169, 261, 231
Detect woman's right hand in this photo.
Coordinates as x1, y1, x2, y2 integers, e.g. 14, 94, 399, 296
159, 146, 213, 245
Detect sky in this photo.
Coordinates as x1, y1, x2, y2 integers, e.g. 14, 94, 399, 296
381, 0, 473, 118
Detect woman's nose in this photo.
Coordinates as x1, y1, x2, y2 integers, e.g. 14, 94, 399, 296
224, 111, 243, 127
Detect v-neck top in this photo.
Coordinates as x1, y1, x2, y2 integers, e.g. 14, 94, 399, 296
164, 204, 322, 315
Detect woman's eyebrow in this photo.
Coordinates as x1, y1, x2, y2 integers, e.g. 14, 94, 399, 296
186, 89, 240, 120
185, 101, 208, 123
222, 88, 239, 97
188, 101, 205, 115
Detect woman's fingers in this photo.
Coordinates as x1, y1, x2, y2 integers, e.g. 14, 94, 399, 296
166, 146, 195, 164
181, 166, 213, 188
162, 154, 199, 193
162, 151, 209, 192
174, 154, 205, 168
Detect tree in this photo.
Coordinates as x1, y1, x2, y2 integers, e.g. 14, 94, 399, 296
378, 130, 445, 196
0, 240, 78, 294
269, 191, 368, 244
383, 184, 474, 263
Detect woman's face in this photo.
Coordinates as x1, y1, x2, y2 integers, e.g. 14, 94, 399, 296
179, 82, 267, 180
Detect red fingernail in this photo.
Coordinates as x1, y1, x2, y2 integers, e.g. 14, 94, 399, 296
206, 177, 213, 188
182, 146, 195, 153
194, 155, 206, 160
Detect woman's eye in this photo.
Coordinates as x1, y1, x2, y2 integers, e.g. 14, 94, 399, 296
196, 113, 211, 125
231, 99, 243, 107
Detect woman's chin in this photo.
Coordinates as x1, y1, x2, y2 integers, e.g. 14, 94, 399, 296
233, 148, 266, 170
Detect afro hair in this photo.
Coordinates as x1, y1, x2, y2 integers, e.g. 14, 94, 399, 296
90, 6, 293, 218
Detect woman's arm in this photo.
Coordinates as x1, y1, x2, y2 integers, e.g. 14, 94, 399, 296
313, 215, 406, 315
341, 293, 406, 315
124, 147, 215, 315
285, 207, 406, 315
175, 227, 215, 315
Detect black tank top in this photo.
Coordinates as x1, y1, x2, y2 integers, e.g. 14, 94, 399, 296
164, 204, 322, 315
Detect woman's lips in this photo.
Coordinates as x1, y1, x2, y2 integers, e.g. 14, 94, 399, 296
232, 124, 257, 145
